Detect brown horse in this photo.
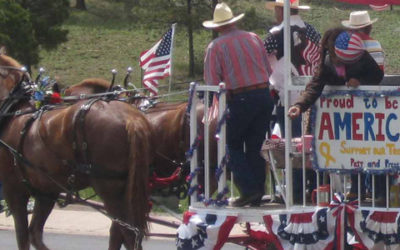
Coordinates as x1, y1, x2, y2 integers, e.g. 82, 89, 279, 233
0, 54, 152, 250
65, 80, 219, 196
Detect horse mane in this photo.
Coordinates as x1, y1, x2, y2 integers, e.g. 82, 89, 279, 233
74, 78, 111, 91
0, 54, 24, 90
64, 78, 111, 96
0, 54, 22, 68
143, 101, 187, 113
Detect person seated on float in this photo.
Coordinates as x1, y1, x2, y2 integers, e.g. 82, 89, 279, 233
288, 15, 384, 201
339, 11, 386, 204
288, 30, 383, 118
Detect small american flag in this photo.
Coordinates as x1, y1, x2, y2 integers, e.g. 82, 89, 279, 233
264, 22, 321, 76
299, 23, 321, 76
334, 31, 364, 63
140, 25, 175, 95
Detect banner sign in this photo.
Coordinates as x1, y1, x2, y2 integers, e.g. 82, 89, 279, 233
311, 90, 400, 173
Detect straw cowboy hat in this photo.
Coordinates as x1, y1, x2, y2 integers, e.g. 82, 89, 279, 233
202, 2, 244, 29
265, 0, 310, 10
342, 11, 378, 29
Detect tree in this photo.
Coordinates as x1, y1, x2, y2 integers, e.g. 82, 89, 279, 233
187, 0, 195, 76
0, 0, 69, 70
0, 1, 38, 68
75, 0, 87, 10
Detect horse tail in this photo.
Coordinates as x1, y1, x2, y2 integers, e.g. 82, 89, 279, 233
125, 117, 152, 235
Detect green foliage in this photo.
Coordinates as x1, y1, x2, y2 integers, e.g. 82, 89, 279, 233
17, 0, 70, 50
0, 0, 38, 66
0, 0, 69, 68
35, 0, 400, 89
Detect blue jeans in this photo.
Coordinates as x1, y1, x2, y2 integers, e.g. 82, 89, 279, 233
227, 88, 274, 196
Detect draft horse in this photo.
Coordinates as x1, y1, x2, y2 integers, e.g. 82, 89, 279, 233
0, 54, 153, 250
65, 80, 219, 196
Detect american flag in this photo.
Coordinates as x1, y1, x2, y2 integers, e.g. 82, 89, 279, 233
300, 23, 321, 76
264, 22, 321, 76
139, 24, 175, 95
334, 32, 364, 63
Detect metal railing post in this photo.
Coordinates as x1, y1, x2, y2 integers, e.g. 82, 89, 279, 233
218, 83, 227, 193
189, 82, 199, 205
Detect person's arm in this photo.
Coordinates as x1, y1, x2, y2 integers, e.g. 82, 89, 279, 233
203, 43, 222, 86
289, 71, 327, 119
293, 58, 340, 113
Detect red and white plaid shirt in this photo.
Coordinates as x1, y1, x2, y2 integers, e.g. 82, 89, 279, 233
204, 28, 272, 90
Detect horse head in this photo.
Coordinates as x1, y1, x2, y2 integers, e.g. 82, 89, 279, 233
0, 54, 28, 100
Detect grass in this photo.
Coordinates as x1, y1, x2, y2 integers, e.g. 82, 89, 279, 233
34, 0, 400, 90
31, 0, 400, 213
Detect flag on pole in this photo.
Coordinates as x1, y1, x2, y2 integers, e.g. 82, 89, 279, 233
139, 25, 175, 95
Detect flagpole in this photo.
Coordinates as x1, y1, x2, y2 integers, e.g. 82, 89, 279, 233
168, 23, 177, 100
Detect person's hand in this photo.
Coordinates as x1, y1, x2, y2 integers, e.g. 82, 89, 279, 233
346, 78, 360, 88
288, 105, 301, 119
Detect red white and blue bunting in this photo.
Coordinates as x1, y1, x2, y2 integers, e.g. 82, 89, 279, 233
176, 211, 237, 250
177, 193, 400, 249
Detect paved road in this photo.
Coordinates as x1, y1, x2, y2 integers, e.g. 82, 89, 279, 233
0, 229, 244, 250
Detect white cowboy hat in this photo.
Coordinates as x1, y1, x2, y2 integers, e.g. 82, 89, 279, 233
202, 2, 245, 29
342, 11, 378, 29
265, 0, 310, 10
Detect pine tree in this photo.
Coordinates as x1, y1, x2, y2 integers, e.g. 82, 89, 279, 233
0, 0, 69, 70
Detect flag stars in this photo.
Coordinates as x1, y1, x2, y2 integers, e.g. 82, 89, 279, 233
176, 239, 183, 248
319, 215, 325, 223
191, 238, 198, 248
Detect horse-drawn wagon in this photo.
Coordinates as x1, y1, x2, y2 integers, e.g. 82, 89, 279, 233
2, 51, 400, 250
177, 75, 400, 250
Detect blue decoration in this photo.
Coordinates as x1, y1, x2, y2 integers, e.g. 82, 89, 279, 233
34, 91, 44, 101
186, 82, 197, 116
215, 155, 228, 181
40, 76, 50, 88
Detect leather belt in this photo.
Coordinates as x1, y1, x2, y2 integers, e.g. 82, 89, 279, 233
228, 82, 269, 96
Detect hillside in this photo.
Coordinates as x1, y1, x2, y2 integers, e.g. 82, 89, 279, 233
34, 0, 400, 94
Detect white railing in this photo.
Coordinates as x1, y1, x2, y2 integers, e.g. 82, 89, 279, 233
188, 76, 400, 221
188, 82, 227, 207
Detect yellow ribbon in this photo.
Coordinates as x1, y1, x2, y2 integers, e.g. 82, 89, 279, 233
319, 142, 336, 167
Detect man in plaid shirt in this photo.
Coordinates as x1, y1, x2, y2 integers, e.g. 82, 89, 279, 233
203, 2, 274, 207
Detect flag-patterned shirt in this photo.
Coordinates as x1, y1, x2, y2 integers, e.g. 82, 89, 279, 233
264, 17, 321, 76
204, 28, 272, 90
